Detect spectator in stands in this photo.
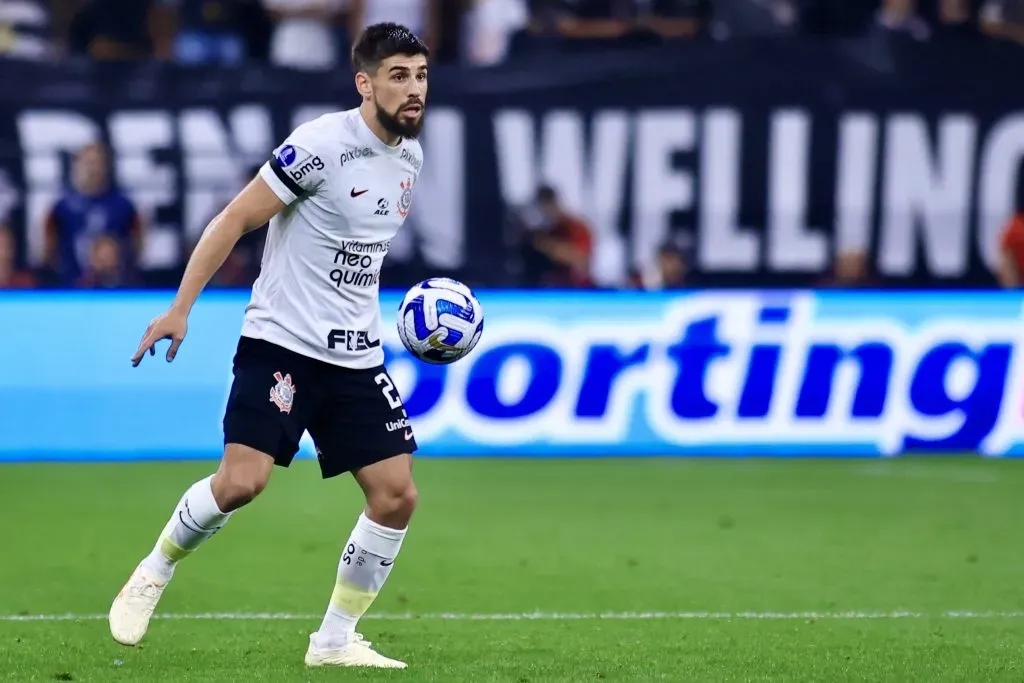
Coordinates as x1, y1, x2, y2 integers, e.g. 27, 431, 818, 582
631, 235, 690, 290
261, 0, 344, 70
933, 0, 980, 39
510, 0, 708, 59
70, 0, 176, 59
875, 0, 932, 39
520, 185, 594, 288
464, 0, 529, 65
347, 0, 441, 51
76, 233, 136, 288
874, 0, 980, 41
710, 0, 797, 38
43, 142, 144, 287
544, 0, 635, 40
0, 226, 37, 289
502, 0, 562, 59
163, 0, 252, 65
997, 212, 1024, 287
818, 249, 877, 287
636, 0, 709, 38
980, 0, 1024, 42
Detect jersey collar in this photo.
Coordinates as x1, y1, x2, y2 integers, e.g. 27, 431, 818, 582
355, 109, 403, 157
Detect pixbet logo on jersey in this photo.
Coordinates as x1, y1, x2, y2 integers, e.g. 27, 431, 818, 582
378, 292, 1024, 456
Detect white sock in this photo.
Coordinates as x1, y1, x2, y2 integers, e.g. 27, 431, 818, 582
140, 475, 232, 581
315, 512, 407, 648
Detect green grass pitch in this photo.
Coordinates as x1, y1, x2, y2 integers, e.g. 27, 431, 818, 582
2, 457, 1024, 682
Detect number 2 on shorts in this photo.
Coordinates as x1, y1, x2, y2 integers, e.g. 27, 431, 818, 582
374, 372, 404, 410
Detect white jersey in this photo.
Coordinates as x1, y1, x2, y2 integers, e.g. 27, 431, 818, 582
244, 108, 423, 369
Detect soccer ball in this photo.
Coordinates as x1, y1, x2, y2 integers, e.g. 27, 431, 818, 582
397, 277, 484, 365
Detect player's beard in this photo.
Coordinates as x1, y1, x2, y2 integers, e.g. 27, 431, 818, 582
375, 98, 425, 139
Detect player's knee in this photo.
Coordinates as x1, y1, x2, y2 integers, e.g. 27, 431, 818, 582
399, 484, 419, 518
214, 444, 274, 511
212, 468, 269, 511
367, 482, 418, 527
230, 474, 267, 506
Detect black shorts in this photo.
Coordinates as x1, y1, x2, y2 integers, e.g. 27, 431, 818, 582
222, 336, 418, 478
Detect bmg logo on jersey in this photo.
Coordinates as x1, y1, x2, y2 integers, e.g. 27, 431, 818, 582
274, 143, 324, 181
289, 155, 324, 182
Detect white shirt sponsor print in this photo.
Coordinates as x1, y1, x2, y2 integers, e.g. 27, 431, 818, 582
248, 108, 423, 369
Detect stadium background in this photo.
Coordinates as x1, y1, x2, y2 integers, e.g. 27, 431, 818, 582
3, 2, 1024, 682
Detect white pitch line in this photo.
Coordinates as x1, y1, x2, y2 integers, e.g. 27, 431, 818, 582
3, 610, 1024, 623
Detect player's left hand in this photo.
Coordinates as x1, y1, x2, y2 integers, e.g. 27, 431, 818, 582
131, 309, 188, 366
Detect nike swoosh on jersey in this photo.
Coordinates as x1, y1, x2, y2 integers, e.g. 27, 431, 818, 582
404, 429, 414, 441
380, 559, 394, 567
350, 188, 369, 197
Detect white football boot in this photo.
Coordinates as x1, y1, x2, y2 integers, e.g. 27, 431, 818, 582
304, 632, 408, 669
108, 564, 168, 645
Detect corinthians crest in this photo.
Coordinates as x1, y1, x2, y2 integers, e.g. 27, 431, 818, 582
269, 371, 296, 414
397, 178, 413, 218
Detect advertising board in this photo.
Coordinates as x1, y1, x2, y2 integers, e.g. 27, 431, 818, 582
2, 291, 1020, 460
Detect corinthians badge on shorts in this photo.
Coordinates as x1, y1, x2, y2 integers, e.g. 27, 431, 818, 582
269, 371, 297, 414
397, 178, 413, 218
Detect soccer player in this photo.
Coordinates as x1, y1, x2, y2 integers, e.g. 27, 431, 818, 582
108, 23, 429, 670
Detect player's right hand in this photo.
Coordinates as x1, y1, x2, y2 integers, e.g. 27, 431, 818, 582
131, 309, 188, 367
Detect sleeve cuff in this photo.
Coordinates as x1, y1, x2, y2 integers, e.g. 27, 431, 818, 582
259, 161, 299, 205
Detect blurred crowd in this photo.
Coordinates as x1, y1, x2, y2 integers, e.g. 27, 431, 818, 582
0, 143, 141, 290
2, 1, 1024, 293
0, 143, 276, 291
0, 0, 1022, 70
0, 141, 893, 294
1, 127, 1022, 295
505, 185, 890, 293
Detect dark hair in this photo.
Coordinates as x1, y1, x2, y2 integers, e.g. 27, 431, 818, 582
536, 185, 557, 203
351, 22, 429, 74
